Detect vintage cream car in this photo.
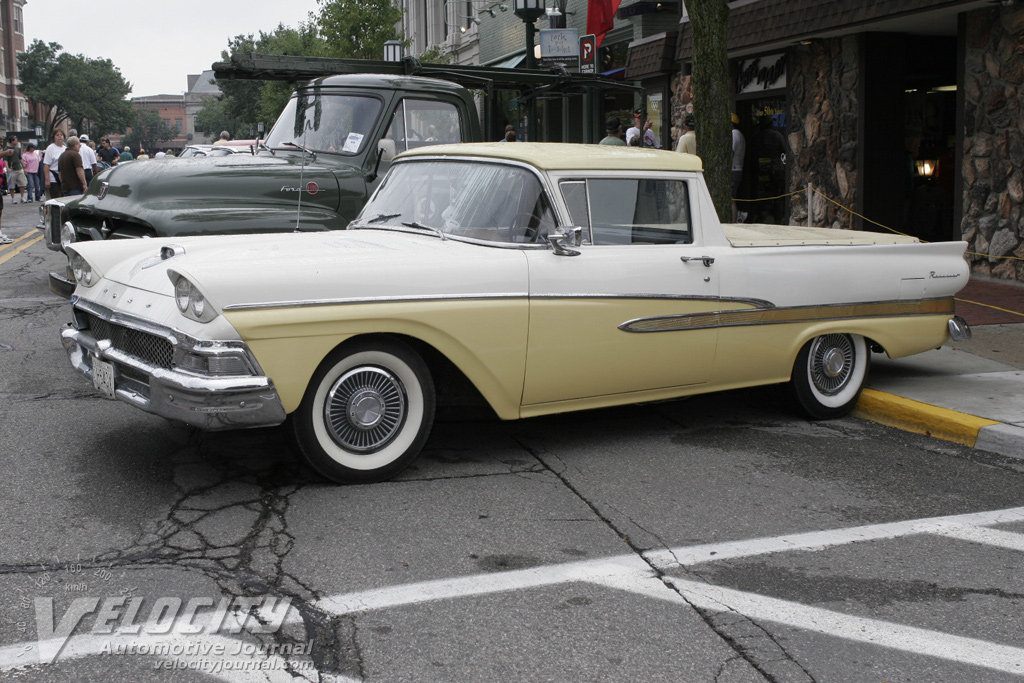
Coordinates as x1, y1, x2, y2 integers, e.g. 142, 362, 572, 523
61, 143, 971, 483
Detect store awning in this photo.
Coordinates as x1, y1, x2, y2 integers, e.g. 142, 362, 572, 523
626, 32, 677, 80
487, 52, 526, 70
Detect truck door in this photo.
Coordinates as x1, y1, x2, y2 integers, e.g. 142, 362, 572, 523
522, 175, 721, 406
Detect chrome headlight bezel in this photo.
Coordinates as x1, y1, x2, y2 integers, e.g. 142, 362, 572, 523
60, 221, 77, 250
69, 251, 94, 287
169, 272, 217, 324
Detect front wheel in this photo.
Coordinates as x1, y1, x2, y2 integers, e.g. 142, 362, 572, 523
292, 339, 435, 483
788, 333, 869, 419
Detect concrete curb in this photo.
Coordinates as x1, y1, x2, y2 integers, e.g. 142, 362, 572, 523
852, 388, 1000, 448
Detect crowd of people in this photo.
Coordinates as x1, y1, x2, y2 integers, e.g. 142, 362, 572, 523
0, 128, 177, 244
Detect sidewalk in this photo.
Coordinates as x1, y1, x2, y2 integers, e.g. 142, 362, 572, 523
856, 275, 1024, 459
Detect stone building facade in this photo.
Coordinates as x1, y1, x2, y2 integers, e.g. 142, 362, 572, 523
963, 6, 1024, 281
785, 37, 860, 230
669, 0, 1024, 283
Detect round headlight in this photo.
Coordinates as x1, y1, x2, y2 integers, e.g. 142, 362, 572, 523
174, 277, 191, 313
189, 287, 205, 318
70, 252, 93, 286
60, 222, 77, 250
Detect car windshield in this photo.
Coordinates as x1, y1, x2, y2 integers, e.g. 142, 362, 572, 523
356, 160, 558, 244
265, 92, 383, 155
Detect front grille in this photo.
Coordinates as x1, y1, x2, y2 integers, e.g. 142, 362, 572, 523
48, 204, 62, 247
83, 312, 173, 370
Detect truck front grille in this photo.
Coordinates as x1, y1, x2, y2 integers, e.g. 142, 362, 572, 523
48, 204, 62, 247
82, 312, 174, 371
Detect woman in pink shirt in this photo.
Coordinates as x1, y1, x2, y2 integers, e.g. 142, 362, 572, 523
22, 143, 42, 202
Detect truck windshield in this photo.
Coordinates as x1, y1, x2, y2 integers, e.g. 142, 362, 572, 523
356, 160, 557, 244
265, 93, 383, 155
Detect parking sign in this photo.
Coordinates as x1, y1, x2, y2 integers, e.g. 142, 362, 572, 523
579, 34, 596, 74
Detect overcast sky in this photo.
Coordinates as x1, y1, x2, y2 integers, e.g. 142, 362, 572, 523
23, 0, 324, 97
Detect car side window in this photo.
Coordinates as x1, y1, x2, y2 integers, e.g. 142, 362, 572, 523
559, 178, 693, 245
386, 100, 463, 154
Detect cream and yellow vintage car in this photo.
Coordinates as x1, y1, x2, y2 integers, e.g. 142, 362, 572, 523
61, 143, 971, 483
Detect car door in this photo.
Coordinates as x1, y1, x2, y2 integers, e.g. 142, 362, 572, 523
522, 175, 721, 407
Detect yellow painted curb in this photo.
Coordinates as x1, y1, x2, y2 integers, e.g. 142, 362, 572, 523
852, 388, 1000, 447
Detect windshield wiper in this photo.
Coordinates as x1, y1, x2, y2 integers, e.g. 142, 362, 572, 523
402, 221, 447, 240
365, 213, 402, 224
283, 141, 316, 157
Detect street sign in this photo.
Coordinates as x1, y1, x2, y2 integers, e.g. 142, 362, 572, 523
539, 29, 579, 70
579, 34, 596, 74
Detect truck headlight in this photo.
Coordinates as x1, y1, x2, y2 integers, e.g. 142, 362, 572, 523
171, 273, 215, 323
60, 222, 77, 250
174, 275, 192, 313
70, 252, 94, 286
189, 286, 206, 318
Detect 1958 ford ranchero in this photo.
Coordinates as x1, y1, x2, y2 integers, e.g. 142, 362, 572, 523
60, 143, 971, 483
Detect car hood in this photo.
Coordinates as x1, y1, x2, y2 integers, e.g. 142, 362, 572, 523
68, 152, 348, 220
69, 230, 530, 313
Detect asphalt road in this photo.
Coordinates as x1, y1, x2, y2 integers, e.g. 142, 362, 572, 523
2, 200, 1024, 682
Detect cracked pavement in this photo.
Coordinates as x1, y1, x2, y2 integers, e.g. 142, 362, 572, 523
3, 207, 1024, 681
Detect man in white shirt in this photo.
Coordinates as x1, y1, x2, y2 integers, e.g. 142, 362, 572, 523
625, 109, 659, 148
78, 134, 99, 183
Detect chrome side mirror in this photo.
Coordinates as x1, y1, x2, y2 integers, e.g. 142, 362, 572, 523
546, 226, 582, 257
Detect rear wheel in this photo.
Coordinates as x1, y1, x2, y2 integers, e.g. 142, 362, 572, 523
789, 333, 869, 419
292, 339, 435, 483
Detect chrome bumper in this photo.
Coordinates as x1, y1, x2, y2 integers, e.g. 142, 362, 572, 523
61, 325, 287, 431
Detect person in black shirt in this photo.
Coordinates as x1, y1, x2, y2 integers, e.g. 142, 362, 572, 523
96, 137, 119, 169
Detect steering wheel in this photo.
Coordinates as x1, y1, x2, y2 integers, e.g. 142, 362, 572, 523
510, 212, 541, 242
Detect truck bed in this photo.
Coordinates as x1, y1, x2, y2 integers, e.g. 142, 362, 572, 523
722, 223, 919, 247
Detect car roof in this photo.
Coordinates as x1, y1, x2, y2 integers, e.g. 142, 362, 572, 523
395, 142, 704, 173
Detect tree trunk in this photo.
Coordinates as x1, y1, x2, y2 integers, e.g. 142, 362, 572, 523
686, 0, 732, 222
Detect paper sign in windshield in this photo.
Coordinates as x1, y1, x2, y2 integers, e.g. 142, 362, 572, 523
343, 133, 364, 153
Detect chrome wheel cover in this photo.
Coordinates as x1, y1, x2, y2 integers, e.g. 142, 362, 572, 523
324, 366, 407, 452
809, 334, 855, 396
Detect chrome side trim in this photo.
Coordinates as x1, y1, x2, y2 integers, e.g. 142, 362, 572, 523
620, 297, 956, 333
223, 293, 773, 312
224, 292, 529, 312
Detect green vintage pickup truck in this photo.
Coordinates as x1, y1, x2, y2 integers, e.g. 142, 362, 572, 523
44, 55, 639, 298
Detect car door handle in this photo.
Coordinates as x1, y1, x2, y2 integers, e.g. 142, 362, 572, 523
680, 255, 715, 267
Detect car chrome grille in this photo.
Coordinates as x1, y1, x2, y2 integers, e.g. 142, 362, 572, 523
83, 312, 174, 370
48, 204, 63, 247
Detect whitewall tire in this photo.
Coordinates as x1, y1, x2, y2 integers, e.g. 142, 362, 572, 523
789, 333, 869, 419
292, 339, 435, 483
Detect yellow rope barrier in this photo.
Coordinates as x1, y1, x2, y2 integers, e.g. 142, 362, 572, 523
731, 184, 1023, 262
954, 298, 1024, 319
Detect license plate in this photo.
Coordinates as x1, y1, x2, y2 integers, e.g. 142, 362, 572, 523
92, 357, 116, 399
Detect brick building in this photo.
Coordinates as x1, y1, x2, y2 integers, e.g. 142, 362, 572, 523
0, 0, 43, 138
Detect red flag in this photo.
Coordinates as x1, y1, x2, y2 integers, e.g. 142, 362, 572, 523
587, 0, 623, 48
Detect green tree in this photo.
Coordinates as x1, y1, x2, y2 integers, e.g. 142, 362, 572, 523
17, 40, 133, 139
686, 0, 732, 222
193, 95, 243, 140
316, 0, 405, 60
123, 109, 178, 154
208, 0, 408, 135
